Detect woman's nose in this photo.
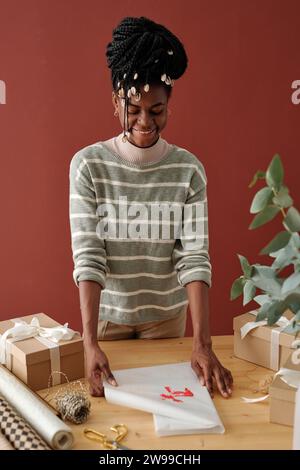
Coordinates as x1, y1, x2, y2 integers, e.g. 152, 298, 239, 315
137, 111, 154, 126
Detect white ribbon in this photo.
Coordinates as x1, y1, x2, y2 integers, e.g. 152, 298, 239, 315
242, 363, 300, 404
240, 310, 293, 370
270, 327, 282, 371
0, 317, 79, 386
241, 394, 269, 403
275, 367, 300, 389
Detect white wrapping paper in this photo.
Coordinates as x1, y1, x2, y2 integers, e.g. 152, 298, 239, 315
0, 365, 74, 449
104, 362, 224, 436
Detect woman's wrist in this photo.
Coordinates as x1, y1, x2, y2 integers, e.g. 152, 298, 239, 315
83, 336, 99, 349
193, 336, 212, 351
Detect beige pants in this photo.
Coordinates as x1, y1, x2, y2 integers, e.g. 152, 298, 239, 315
97, 307, 187, 341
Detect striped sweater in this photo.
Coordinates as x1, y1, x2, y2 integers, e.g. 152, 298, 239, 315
69, 140, 212, 325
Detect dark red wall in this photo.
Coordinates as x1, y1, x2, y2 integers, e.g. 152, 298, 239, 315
0, 0, 299, 336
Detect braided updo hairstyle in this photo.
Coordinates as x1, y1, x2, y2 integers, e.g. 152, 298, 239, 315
106, 16, 188, 141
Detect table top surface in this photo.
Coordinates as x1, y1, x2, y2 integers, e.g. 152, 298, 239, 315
38, 335, 293, 450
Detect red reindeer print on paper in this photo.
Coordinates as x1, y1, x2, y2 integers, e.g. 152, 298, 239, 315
160, 386, 194, 403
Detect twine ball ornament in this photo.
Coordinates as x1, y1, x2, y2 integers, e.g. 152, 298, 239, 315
45, 371, 91, 425
55, 388, 91, 425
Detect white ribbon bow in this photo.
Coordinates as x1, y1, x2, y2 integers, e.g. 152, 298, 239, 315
0, 317, 79, 384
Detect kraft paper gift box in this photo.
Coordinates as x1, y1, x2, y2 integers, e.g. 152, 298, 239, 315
233, 309, 296, 371
0, 313, 84, 391
269, 352, 300, 427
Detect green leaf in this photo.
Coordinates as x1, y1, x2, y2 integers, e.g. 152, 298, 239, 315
252, 265, 276, 278
256, 311, 267, 321
248, 170, 266, 188
251, 265, 281, 296
260, 231, 291, 255
272, 186, 293, 208
254, 294, 270, 305
243, 280, 256, 305
282, 271, 300, 295
284, 292, 300, 306
270, 244, 295, 270
266, 154, 284, 191
250, 187, 273, 214
237, 254, 252, 277
249, 206, 280, 229
266, 301, 286, 326
284, 207, 300, 232
292, 310, 300, 327
291, 233, 300, 249
256, 302, 272, 321
286, 299, 300, 315
230, 277, 245, 300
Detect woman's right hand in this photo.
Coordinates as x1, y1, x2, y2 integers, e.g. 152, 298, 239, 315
84, 342, 118, 396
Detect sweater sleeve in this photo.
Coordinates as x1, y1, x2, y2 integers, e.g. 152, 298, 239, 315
171, 160, 212, 288
69, 153, 108, 289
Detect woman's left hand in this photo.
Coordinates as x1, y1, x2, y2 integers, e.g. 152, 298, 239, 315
191, 346, 233, 398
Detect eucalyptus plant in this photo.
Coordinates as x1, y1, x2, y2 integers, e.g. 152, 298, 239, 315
230, 154, 300, 329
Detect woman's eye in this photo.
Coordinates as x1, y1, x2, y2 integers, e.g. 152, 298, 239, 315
128, 110, 163, 115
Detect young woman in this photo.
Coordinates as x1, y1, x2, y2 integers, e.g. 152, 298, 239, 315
69, 16, 233, 399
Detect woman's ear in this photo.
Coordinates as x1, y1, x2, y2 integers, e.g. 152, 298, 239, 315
112, 91, 118, 110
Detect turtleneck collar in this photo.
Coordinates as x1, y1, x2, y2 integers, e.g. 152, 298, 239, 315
103, 132, 170, 164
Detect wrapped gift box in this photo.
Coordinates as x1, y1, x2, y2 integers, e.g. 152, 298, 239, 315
0, 313, 84, 391
269, 353, 300, 427
233, 309, 295, 371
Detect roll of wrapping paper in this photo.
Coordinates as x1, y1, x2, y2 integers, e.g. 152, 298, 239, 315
0, 396, 50, 450
0, 365, 74, 449
0, 429, 14, 450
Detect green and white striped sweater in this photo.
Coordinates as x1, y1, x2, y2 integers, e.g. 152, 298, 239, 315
69, 140, 212, 324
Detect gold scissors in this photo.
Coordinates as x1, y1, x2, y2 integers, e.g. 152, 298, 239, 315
83, 424, 129, 450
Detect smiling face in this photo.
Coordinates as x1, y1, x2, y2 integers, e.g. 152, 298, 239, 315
112, 83, 171, 148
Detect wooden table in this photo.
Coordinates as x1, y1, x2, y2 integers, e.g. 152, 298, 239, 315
38, 336, 293, 450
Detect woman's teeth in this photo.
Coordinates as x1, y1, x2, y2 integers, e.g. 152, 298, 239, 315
133, 128, 155, 134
